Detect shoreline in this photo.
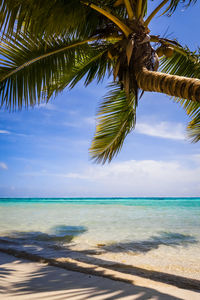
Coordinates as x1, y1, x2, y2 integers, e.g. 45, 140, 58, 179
0, 247, 199, 292
0, 251, 200, 300
1, 197, 200, 299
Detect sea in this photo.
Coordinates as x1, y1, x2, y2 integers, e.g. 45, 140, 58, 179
0, 198, 200, 280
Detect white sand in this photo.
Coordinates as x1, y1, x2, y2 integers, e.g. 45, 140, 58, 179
0, 252, 199, 300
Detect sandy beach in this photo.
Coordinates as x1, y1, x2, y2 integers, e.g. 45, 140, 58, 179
0, 251, 199, 300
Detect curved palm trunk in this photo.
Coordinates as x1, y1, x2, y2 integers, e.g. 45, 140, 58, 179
136, 67, 200, 103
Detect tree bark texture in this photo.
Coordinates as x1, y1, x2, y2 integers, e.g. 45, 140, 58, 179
136, 67, 200, 103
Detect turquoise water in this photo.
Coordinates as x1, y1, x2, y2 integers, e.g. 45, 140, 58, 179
1, 197, 200, 206
0, 198, 200, 279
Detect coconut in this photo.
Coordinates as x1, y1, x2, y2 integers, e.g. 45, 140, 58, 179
164, 46, 174, 57
156, 46, 164, 57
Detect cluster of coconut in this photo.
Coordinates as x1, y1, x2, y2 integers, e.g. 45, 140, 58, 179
156, 45, 174, 57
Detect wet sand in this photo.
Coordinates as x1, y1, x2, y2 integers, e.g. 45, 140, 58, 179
0, 252, 199, 300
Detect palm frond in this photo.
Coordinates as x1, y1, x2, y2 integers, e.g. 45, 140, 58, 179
187, 114, 200, 142
85, 2, 132, 37
90, 83, 136, 163
141, 0, 148, 18
173, 98, 200, 142
162, 0, 197, 16
0, 0, 83, 36
0, 33, 93, 110
144, 0, 169, 26
69, 46, 113, 88
159, 46, 200, 142
46, 44, 113, 99
159, 46, 200, 78
0, 0, 127, 38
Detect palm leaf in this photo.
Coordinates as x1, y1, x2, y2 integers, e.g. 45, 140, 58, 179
174, 99, 200, 142
159, 46, 200, 142
141, 0, 148, 17
0, 0, 127, 38
90, 83, 136, 163
68, 45, 113, 88
159, 47, 200, 78
46, 44, 113, 99
161, 0, 197, 16
0, 33, 93, 110
0, 0, 83, 36
187, 113, 200, 142
0, 0, 99, 37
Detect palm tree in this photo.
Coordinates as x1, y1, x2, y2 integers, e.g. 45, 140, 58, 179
0, 0, 200, 163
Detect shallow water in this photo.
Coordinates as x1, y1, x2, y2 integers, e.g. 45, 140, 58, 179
0, 198, 200, 280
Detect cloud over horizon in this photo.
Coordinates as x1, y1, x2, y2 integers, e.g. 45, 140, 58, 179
62, 158, 200, 196
19, 156, 200, 197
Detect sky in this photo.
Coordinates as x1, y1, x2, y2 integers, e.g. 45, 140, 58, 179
0, 1, 200, 198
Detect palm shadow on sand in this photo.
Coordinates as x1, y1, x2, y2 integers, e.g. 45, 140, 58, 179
0, 252, 185, 300
100, 231, 198, 254
0, 226, 199, 295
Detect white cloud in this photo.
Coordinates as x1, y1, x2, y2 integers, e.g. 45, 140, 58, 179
0, 129, 29, 137
135, 122, 185, 140
0, 162, 8, 170
61, 158, 200, 196
0, 129, 10, 134
22, 158, 200, 196
14, 131, 29, 137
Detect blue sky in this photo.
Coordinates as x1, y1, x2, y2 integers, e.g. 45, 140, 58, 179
0, 2, 200, 197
